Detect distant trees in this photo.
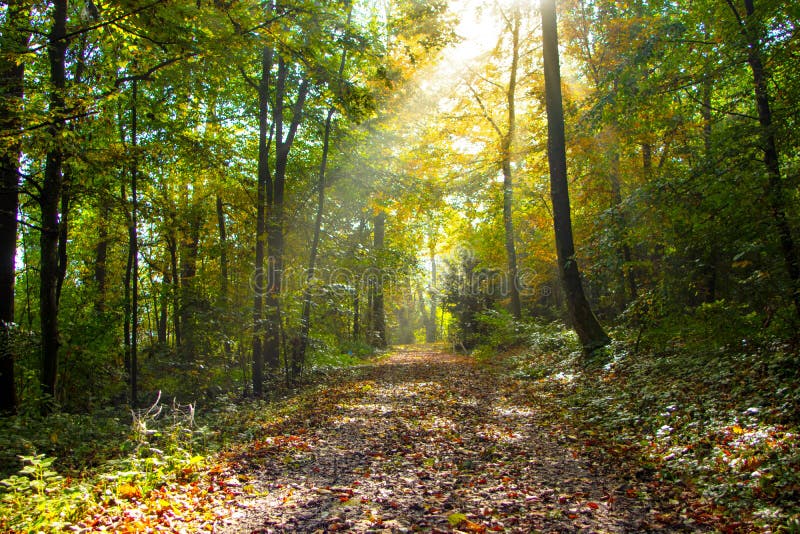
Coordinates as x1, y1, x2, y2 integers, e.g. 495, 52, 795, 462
422, 0, 798, 353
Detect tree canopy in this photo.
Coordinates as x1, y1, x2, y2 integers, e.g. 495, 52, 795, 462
1, 0, 799, 529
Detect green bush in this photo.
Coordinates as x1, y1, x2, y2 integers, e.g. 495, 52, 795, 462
470, 309, 528, 360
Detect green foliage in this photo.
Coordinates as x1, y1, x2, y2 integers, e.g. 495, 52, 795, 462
440, 249, 498, 350
494, 320, 800, 529
306, 338, 370, 371
0, 410, 127, 478
337, 339, 376, 360
0, 454, 92, 532
0, 393, 209, 532
471, 309, 527, 360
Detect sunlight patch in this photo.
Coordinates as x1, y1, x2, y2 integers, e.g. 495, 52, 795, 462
493, 406, 536, 418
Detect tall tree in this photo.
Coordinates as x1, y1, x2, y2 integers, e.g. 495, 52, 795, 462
40, 0, 69, 403
463, 5, 523, 319
295, 2, 354, 378
500, 6, 522, 319
727, 0, 800, 318
216, 195, 232, 358
252, 45, 273, 397
540, 0, 610, 355
369, 211, 387, 348
263, 57, 310, 372
0, 0, 30, 414
129, 80, 140, 406
426, 232, 437, 343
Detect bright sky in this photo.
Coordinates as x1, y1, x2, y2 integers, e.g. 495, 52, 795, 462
413, 0, 500, 96
444, 0, 539, 66
444, 0, 498, 67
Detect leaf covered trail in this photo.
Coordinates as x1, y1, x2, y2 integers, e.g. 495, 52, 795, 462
217, 346, 703, 533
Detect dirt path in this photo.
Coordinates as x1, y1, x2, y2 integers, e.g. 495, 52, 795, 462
216, 346, 701, 533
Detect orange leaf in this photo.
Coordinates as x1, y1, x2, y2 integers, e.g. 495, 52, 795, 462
586, 501, 599, 510
117, 483, 142, 500
463, 519, 487, 533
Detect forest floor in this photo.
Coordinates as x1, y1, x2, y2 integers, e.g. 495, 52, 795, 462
195, 345, 707, 533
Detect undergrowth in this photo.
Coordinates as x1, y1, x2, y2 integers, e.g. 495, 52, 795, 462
0, 346, 372, 532
489, 318, 800, 532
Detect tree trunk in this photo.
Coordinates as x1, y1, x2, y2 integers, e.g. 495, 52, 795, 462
40, 0, 69, 404
129, 80, 139, 406
93, 198, 110, 312
123, 195, 132, 384
166, 227, 181, 348
540, 0, 610, 356
352, 291, 360, 341
179, 204, 201, 362
502, 8, 522, 319
366, 283, 374, 344
295, 7, 351, 377
252, 47, 271, 396
701, 74, 718, 303
158, 271, 169, 345
252, 47, 273, 397
54, 34, 90, 311
55, 174, 71, 305
216, 195, 232, 359
370, 212, 387, 348
426, 244, 437, 343
264, 58, 310, 372
608, 148, 636, 309
737, 0, 800, 318
294, 103, 335, 379
0, 0, 30, 414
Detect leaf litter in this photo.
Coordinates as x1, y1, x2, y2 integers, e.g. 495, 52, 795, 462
210, 347, 708, 533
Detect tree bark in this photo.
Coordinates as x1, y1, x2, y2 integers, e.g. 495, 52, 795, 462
0, 0, 30, 414
369, 212, 387, 348
426, 242, 437, 343
158, 271, 169, 345
540, 0, 610, 356
129, 80, 139, 406
252, 47, 271, 396
294, 102, 335, 378
166, 224, 181, 348
263, 57, 310, 372
216, 195, 232, 359
40, 0, 69, 404
501, 8, 522, 319
352, 291, 360, 341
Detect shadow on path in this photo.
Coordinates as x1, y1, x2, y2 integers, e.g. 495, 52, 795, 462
217, 346, 702, 533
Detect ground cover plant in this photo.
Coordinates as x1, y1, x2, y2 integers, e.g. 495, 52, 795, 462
484, 318, 800, 533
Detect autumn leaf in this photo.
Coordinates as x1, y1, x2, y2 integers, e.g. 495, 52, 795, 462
447, 512, 469, 527
117, 483, 143, 500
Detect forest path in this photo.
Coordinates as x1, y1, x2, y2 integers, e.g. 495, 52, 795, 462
217, 346, 698, 533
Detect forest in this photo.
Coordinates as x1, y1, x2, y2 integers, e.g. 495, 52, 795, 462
1, 0, 799, 531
